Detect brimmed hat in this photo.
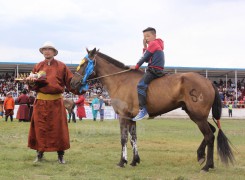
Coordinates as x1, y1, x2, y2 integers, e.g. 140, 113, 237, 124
6, 92, 12, 96
39, 41, 58, 56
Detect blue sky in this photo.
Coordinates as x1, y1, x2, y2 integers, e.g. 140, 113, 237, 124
0, 0, 245, 68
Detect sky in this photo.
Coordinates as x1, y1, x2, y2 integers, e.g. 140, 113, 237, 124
0, 0, 245, 68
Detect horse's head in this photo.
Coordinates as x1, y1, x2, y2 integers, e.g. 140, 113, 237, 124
70, 48, 99, 93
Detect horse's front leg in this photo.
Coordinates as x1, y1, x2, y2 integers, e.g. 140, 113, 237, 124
129, 121, 140, 166
72, 111, 76, 123
68, 112, 71, 123
117, 117, 128, 167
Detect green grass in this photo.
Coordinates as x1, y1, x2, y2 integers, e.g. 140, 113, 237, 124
0, 118, 244, 180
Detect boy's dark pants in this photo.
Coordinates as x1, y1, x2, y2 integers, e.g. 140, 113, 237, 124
137, 68, 164, 109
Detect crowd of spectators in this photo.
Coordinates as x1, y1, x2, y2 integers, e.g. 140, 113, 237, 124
0, 73, 110, 103
2, 72, 245, 108
214, 79, 245, 108
0, 73, 27, 99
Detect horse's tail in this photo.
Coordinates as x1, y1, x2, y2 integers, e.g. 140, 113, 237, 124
211, 83, 235, 165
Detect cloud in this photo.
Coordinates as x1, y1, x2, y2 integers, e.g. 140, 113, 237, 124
0, 0, 245, 68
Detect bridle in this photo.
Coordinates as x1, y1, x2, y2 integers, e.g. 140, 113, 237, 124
75, 54, 131, 82
75, 54, 97, 77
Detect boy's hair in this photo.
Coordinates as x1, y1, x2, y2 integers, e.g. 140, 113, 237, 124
143, 27, 156, 34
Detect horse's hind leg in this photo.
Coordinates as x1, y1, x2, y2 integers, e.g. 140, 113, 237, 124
197, 122, 216, 165
72, 111, 76, 123
117, 117, 128, 167
197, 139, 206, 165
196, 121, 215, 172
128, 121, 140, 166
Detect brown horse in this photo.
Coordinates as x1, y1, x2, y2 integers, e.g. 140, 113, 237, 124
70, 48, 235, 172
64, 99, 76, 123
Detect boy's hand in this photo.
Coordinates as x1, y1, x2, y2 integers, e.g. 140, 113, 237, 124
130, 64, 139, 70
130, 65, 136, 70
143, 39, 147, 49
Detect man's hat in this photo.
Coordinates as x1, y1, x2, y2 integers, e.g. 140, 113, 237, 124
39, 41, 58, 56
6, 92, 12, 96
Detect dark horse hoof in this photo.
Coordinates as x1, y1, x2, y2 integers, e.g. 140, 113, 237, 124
130, 161, 139, 166
200, 164, 214, 173
197, 152, 206, 165
130, 155, 140, 166
198, 157, 206, 165
200, 169, 208, 173
117, 159, 127, 168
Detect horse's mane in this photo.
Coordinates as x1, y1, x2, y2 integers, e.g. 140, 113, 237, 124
97, 52, 129, 70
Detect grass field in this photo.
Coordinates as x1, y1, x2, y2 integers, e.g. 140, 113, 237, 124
0, 118, 244, 180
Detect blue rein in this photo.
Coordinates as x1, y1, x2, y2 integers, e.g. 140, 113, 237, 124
79, 54, 95, 93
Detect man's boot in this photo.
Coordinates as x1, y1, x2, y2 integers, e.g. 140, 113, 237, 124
57, 151, 65, 164
34, 151, 44, 163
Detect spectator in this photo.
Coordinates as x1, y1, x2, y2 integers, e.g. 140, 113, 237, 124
90, 94, 99, 121
99, 95, 105, 121
228, 102, 233, 117
16, 90, 30, 122
75, 95, 86, 120
3, 92, 15, 122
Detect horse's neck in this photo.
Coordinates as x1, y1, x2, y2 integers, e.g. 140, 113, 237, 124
95, 59, 132, 97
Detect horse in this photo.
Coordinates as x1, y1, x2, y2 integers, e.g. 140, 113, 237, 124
64, 99, 76, 123
70, 48, 235, 172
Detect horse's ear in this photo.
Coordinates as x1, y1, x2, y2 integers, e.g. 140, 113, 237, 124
90, 48, 97, 56
96, 49, 100, 53
86, 48, 89, 54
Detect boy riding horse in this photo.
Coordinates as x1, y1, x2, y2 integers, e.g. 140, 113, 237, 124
130, 27, 165, 121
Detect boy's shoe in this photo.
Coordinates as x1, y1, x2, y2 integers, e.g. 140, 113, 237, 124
132, 107, 148, 121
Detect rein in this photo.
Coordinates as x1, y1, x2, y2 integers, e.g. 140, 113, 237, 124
87, 69, 131, 82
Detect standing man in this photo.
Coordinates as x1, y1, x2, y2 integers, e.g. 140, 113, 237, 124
99, 95, 105, 121
75, 95, 86, 121
27, 41, 79, 164
3, 92, 15, 122
90, 94, 99, 121
16, 90, 30, 122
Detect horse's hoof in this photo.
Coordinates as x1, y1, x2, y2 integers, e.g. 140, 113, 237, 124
200, 166, 209, 173
200, 169, 208, 173
117, 159, 127, 168
130, 162, 137, 167
117, 163, 125, 168
198, 158, 206, 165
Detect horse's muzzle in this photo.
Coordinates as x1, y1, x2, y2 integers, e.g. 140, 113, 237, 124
70, 78, 81, 90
